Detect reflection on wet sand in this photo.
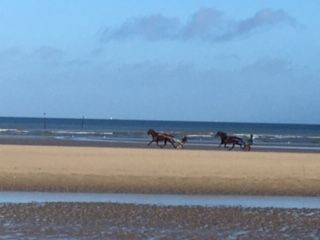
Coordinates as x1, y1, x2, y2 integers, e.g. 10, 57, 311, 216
0, 191, 320, 209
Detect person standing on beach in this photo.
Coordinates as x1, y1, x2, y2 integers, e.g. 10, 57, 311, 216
246, 134, 254, 151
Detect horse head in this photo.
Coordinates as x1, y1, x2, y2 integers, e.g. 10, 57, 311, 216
147, 129, 156, 135
215, 131, 227, 138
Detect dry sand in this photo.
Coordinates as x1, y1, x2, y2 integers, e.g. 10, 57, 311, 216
0, 144, 319, 195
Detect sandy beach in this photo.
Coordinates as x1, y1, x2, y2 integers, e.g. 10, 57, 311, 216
0, 143, 320, 239
0, 144, 319, 195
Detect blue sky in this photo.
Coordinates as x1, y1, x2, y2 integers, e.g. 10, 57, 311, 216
0, 1, 319, 123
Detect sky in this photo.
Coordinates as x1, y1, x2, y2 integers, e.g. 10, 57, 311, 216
0, 0, 319, 123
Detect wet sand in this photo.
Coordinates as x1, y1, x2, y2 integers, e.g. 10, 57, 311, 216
1, 136, 320, 153
0, 144, 320, 195
0, 202, 319, 239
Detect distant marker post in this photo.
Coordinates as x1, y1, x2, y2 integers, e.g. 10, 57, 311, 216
43, 112, 47, 129
81, 116, 85, 129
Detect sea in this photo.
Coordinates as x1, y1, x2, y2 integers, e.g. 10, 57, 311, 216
1, 116, 320, 152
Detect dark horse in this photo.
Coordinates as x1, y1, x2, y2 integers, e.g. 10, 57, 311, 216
215, 131, 247, 150
147, 129, 187, 149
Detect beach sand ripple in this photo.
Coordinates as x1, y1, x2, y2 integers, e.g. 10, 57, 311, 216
0, 203, 319, 239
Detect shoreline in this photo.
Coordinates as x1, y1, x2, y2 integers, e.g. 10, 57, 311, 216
1, 136, 320, 153
1, 144, 320, 196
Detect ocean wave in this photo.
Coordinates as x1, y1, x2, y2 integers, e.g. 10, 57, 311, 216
185, 134, 214, 138
254, 134, 320, 140
0, 128, 29, 134
53, 130, 113, 136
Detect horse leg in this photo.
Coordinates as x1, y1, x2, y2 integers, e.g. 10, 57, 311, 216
164, 140, 168, 148
160, 139, 167, 148
218, 140, 225, 148
240, 143, 246, 150
148, 140, 154, 146
229, 144, 235, 150
169, 139, 177, 149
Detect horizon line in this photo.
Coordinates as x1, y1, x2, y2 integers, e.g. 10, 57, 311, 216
0, 115, 319, 126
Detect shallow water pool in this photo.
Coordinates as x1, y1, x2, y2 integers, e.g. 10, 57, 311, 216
0, 191, 319, 209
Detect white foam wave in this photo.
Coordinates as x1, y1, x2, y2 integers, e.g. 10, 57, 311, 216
53, 130, 113, 135
187, 134, 213, 138
253, 134, 320, 140
0, 128, 28, 133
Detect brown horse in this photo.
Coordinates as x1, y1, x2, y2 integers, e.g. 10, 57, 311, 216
215, 131, 247, 150
147, 129, 187, 149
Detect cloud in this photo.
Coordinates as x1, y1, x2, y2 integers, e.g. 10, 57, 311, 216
216, 9, 296, 41
101, 14, 180, 41
0, 46, 66, 64
33, 46, 65, 60
101, 8, 296, 43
